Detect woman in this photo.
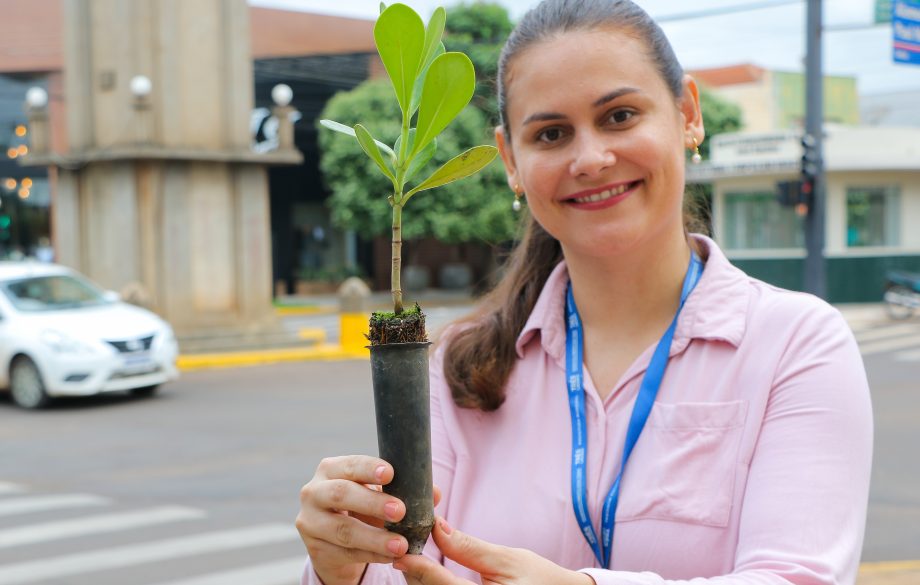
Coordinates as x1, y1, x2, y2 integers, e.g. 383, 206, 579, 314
296, 1, 873, 584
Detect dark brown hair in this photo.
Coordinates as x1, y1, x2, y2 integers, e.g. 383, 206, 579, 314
443, 0, 689, 411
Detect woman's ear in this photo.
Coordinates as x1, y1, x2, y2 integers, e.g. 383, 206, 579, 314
495, 125, 520, 192
680, 75, 705, 146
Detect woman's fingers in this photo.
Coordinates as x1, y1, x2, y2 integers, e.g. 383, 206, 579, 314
308, 536, 404, 567
310, 508, 409, 558
311, 478, 406, 523
395, 553, 471, 585
317, 455, 394, 485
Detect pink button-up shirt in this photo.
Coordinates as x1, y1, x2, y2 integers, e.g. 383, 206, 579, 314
303, 235, 873, 585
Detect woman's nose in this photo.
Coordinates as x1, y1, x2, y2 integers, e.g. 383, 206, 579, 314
568, 132, 616, 178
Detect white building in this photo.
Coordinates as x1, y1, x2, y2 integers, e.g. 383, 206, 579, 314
688, 126, 920, 302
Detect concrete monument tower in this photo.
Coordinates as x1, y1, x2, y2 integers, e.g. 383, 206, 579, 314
25, 0, 301, 343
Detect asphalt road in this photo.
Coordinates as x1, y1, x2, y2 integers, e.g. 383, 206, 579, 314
0, 321, 917, 584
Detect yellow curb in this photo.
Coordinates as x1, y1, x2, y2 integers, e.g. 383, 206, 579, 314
177, 344, 367, 371
298, 327, 328, 342
274, 305, 336, 316
858, 561, 920, 585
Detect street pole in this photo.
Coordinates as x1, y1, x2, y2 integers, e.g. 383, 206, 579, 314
803, 0, 826, 298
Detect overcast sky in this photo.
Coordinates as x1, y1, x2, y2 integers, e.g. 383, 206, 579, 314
248, 0, 920, 96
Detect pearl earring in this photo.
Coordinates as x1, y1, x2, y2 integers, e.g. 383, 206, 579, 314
512, 184, 523, 212
691, 137, 702, 164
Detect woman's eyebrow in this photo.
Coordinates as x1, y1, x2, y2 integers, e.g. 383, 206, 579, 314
592, 87, 640, 107
522, 87, 642, 126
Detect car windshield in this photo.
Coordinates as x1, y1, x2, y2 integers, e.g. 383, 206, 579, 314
2, 274, 110, 312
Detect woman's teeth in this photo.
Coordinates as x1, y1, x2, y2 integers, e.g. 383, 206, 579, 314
572, 182, 633, 204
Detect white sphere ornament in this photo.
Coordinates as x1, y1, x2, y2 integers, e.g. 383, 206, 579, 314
512, 197, 522, 212
272, 84, 293, 107
691, 152, 702, 164
25, 87, 48, 109
130, 75, 152, 98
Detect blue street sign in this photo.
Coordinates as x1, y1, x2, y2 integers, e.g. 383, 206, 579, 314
893, 0, 920, 65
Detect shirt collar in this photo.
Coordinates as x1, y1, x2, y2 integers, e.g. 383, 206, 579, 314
514, 234, 751, 360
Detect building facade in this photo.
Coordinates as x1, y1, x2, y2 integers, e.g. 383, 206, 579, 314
688, 127, 920, 302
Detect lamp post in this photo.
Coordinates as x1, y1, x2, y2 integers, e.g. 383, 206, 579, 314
24, 87, 49, 157
130, 75, 153, 144
271, 83, 296, 151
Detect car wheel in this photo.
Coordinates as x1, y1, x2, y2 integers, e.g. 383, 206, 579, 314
10, 356, 50, 410
131, 385, 159, 398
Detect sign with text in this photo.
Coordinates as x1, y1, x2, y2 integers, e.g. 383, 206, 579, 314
893, 0, 920, 65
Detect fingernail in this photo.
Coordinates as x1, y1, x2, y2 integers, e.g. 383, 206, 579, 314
439, 518, 452, 535
392, 560, 407, 572
375, 466, 386, 482
384, 501, 400, 520
387, 538, 404, 555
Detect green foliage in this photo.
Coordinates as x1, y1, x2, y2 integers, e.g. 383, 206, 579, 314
318, 80, 517, 244
699, 88, 743, 159
443, 2, 513, 125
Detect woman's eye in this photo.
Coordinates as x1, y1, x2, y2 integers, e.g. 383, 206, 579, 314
608, 109, 635, 124
536, 127, 565, 143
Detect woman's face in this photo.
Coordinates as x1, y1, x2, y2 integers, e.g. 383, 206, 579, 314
496, 27, 703, 261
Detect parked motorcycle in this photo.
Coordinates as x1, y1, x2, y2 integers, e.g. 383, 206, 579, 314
883, 270, 920, 320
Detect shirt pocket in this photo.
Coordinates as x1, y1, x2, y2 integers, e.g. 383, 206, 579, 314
615, 400, 747, 528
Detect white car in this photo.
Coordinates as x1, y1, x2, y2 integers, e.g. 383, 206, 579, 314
0, 262, 179, 409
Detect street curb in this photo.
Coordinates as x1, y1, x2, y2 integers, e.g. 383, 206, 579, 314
177, 344, 368, 371
858, 560, 920, 585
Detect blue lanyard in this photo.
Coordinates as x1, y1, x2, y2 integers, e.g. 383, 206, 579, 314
565, 253, 703, 568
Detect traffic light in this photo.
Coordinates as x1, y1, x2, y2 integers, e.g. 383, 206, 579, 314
800, 133, 819, 198
776, 180, 802, 207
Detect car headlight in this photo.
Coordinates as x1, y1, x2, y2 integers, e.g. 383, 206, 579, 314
40, 330, 95, 354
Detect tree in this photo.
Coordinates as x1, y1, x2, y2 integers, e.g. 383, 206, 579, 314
317, 3, 519, 252
442, 2, 513, 125
318, 79, 516, 247
699, 88, 743, 158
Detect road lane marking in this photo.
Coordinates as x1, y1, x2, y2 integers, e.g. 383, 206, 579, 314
0, 523, 298, 585
854, 323, 920, 343
0, 506, 205, 549
0, 494, 109, 517
0, 484, 25, 496
859, 334, 920, 356
147, 557, 306, 585
894, 348, 920, 361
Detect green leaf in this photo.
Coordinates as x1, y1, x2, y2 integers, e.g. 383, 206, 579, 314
409, 42, 445, 117
404, 138, 437, 185
420, 8, 446, 73
319, 119, 396, 162
374, 3, 425, 115
379, 2, 386, 14
354, 124, 396, 184
404, 145, 497, 202
411, 52, 475, 158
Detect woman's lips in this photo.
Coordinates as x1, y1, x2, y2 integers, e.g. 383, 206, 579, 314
566, 180, 642, 209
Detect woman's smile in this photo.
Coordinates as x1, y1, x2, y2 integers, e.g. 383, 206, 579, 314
564, 179, 643, 210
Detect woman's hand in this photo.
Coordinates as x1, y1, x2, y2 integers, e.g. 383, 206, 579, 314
394, 518, 595, 585
296, 455, 411, 585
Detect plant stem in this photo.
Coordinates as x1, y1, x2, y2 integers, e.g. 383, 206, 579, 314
392, 204, 403, 315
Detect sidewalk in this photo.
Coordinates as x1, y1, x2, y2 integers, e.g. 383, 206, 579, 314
177, 289, 478, 371
177, 297, 894, 371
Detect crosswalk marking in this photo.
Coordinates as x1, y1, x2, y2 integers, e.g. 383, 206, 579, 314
0, 484, 24, 496
859, 333, 920, 356
853, 323, 919, 343
0, 523, 298, 585
0, 506, 205, 549
894, 348, 920, 361
0, 494, 109, 517
147, 557, 305, 585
